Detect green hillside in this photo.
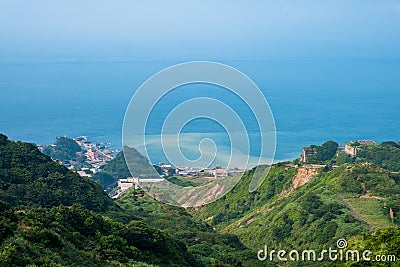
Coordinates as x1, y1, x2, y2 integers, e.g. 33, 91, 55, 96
356, 141, 400, 172
344, 228, 400, 266
0, 134, 200, 266
94, 138, 400, 265
344, 198, 394, 230
0, 134, 115, 212
93, 146, 159, 191
190, 162, 400, 265
115, 189, 267, 267
0, 201, 198, 267
2, 133, 400, 266
101, 146, 157, 179
0, 134, 269, 266
42, 136, 82, 162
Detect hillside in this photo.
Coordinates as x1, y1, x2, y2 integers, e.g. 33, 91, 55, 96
42, 136, 82, 162
357, 141, 400, 172
115, 188, 266, 267
0, 134, 270, 266
0, 201, 198, 266
0, 134, 115, 212
305, 140, 400, 173
2, 134, 399, 266
345, 227, 400, 266
0, 134, 202, 266
93, 146, 159, 191
96, 138, 400, 265
190, 162, 400, 264
102, 146, 158, 179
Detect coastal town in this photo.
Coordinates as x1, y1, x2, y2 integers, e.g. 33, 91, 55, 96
73, 136, 116, 176
112, 164, 247, 198
37, 136, 118, 177
38, 135, 248, 198
39, 136, 399, 199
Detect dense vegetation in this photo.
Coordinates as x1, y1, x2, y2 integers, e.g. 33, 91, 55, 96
91, 172, 117, 191
344, 228, 400, 266
192, 166, 369, 244
357, 141, 400, 172
42, 136, 82, 162
100, 148, 131, 180
190, 162, 400, 265
0, 134, 267, 266
305, 140, 400, 173
0, 134, 199, 266
116, 189, 266, 267
97, 139, 400, 265
0, 201, 198, 267
0, 134, 114, 212
307, 140, 339, 162
2, 134, 400, 266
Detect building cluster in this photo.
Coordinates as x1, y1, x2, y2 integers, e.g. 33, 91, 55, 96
301, 147, 317, 162
40, 136, 117, 177
73, 136, 116, 177
158, 163, 246, 179
301, 140, 377, 162
111, 163, 247, 198
344, 140, 377, 156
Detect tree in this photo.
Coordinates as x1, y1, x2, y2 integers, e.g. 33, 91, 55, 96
307, 141, 339, 162
316, 141, 339, 161
42, 136, 81, 161
91, 172, 116, 190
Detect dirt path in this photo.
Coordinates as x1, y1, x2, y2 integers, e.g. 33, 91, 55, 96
337, 195, 376, 232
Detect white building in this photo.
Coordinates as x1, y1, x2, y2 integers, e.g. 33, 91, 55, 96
112, 177, 165, 199
118, 177, 140, 191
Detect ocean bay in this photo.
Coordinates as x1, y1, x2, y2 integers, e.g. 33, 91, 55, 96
1, 59, 399, 163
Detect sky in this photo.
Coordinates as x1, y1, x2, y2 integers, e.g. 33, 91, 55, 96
0, 0, 399, 61
0, 0, 399, 163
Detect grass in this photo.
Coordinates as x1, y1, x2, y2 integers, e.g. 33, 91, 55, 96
344, 197, 395, 230
166, 175, 211, 187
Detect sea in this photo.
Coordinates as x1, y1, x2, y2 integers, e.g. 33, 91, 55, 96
0, 59, 399, 167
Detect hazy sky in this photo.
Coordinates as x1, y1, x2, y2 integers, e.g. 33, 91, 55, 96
0, 0, 399, 60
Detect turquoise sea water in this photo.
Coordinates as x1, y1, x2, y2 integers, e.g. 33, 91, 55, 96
0, 59, 399, 164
